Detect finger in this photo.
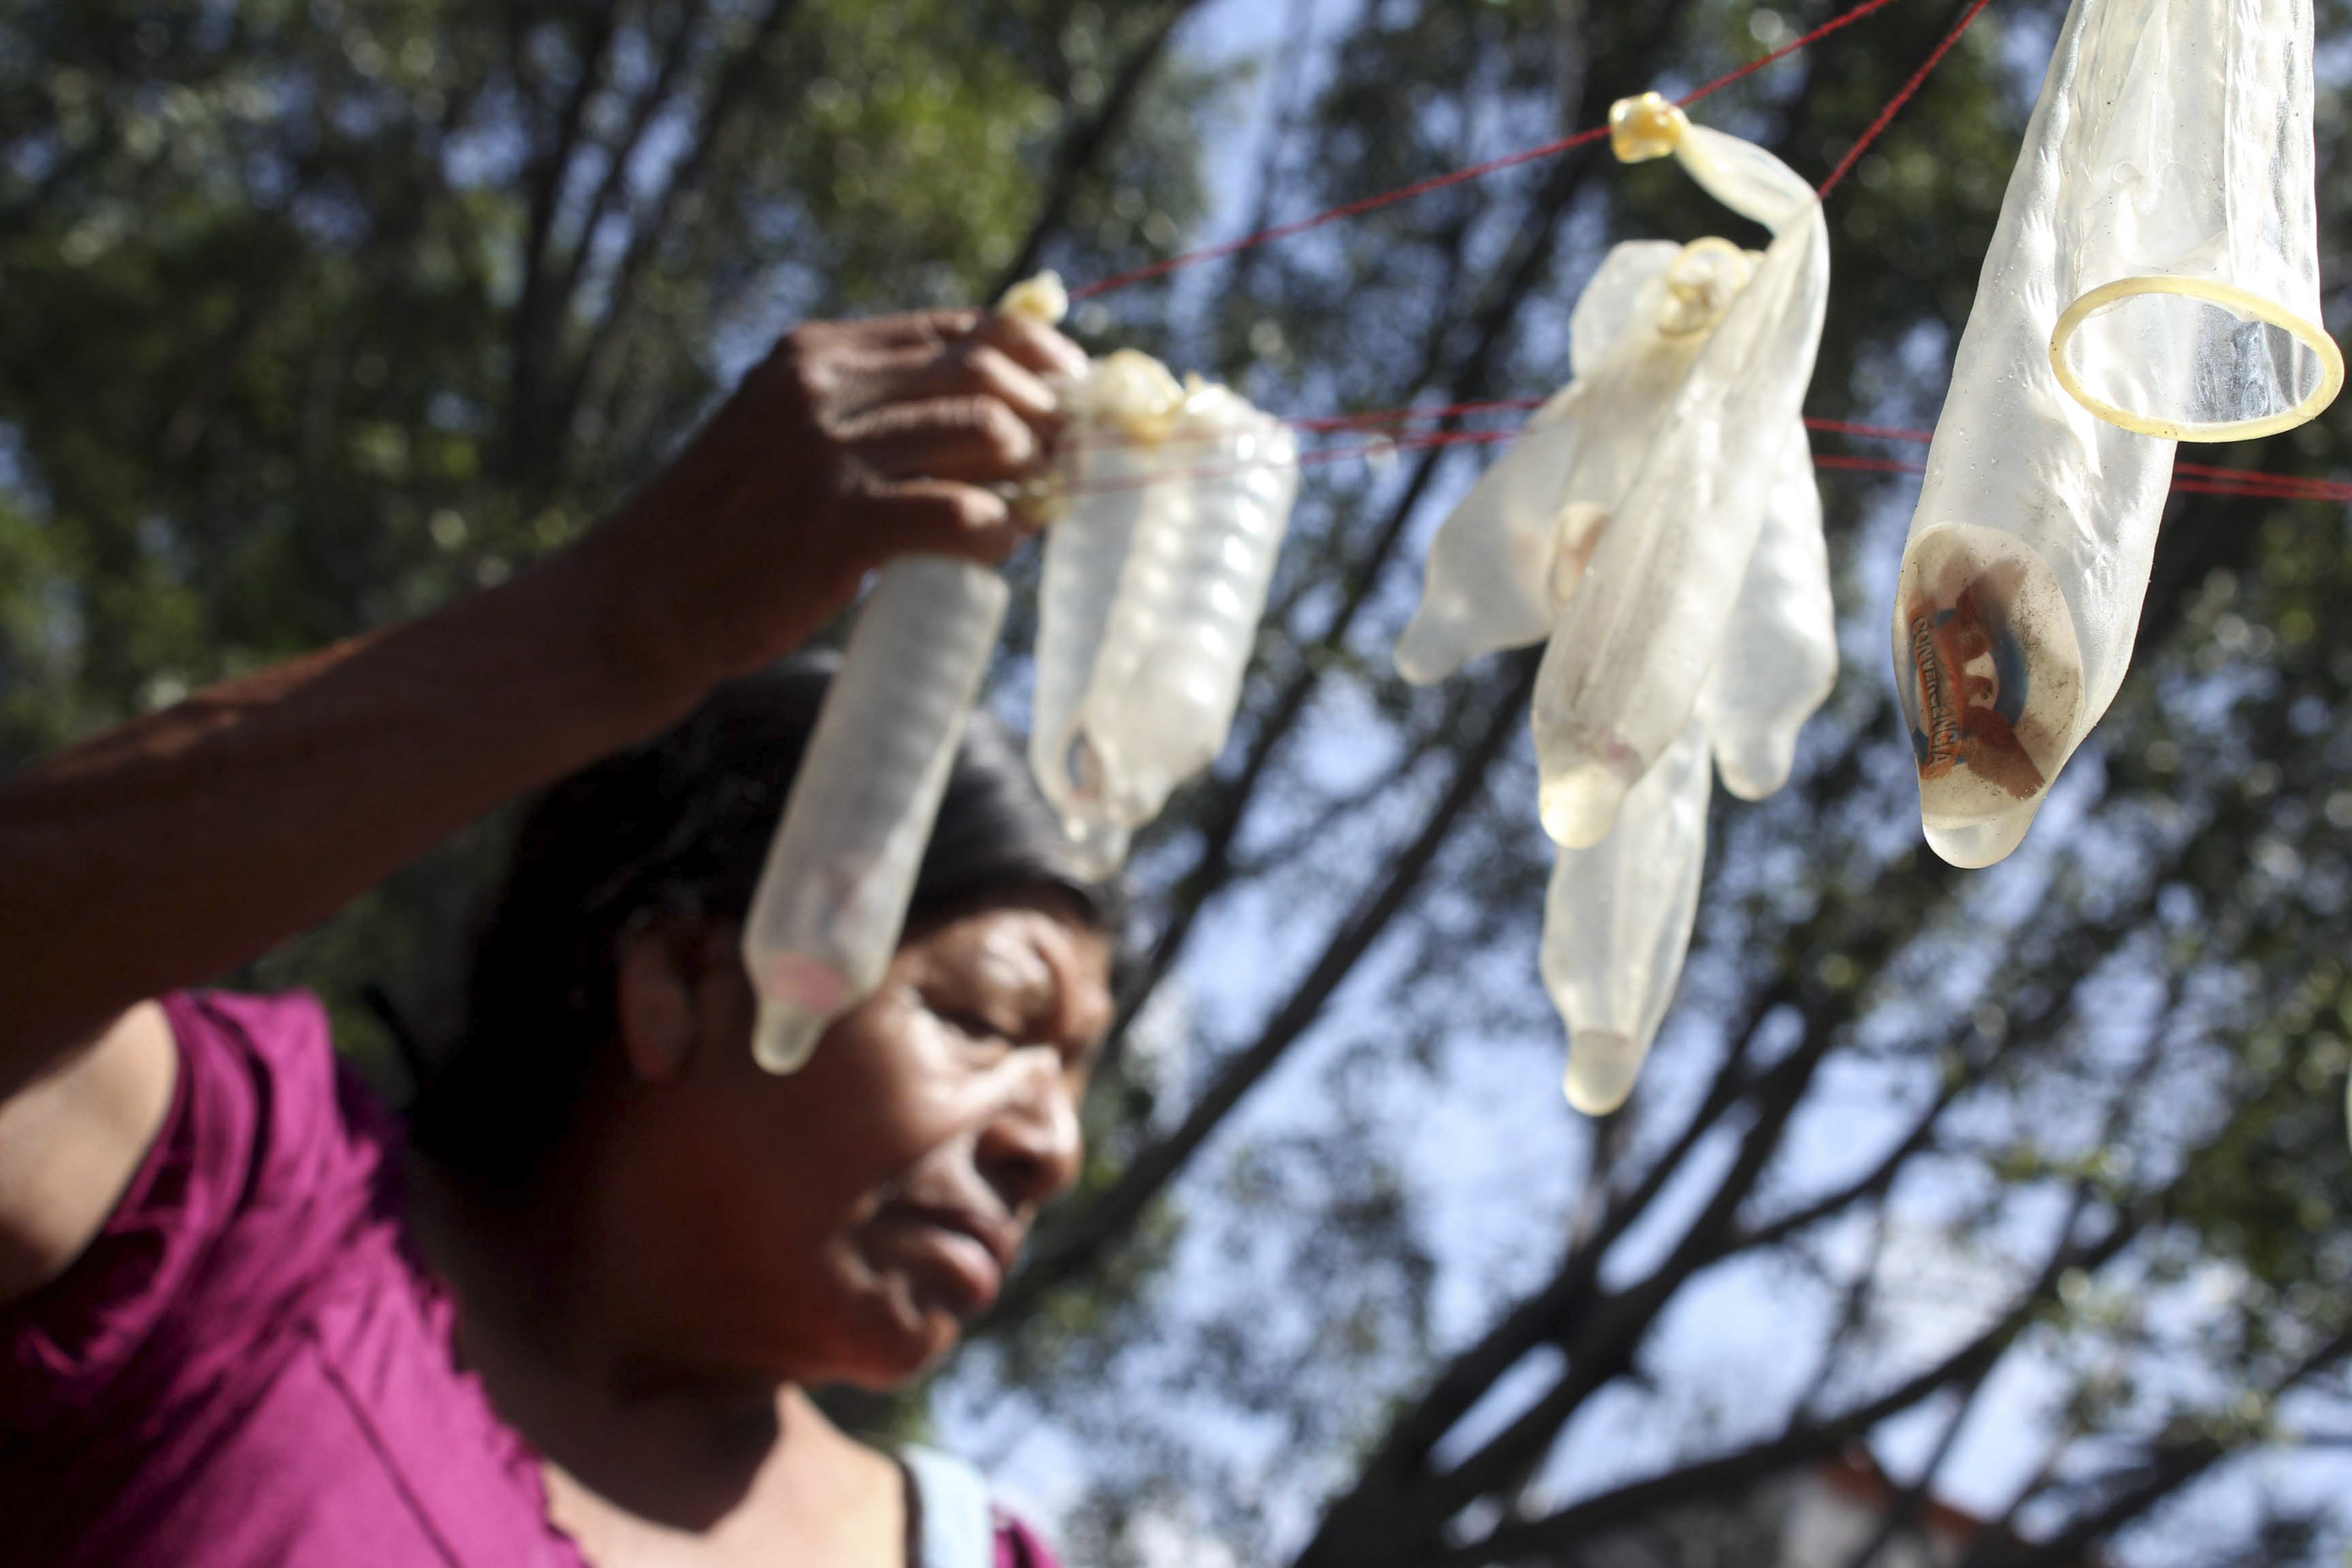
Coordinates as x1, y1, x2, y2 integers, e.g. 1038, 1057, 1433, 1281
966, 312, 1089, 381
851, 342, 1062, 425
849, 308, 983, 352
860, 479, 1029, 567
842, 396, 1043, 483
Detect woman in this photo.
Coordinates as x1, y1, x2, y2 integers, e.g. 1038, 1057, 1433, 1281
0, 306, 1108, 1566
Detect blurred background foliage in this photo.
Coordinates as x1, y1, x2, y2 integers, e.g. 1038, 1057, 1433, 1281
4, 0, 2351, 1564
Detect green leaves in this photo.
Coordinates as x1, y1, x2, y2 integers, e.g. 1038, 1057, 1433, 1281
11, 3, 2352, 1562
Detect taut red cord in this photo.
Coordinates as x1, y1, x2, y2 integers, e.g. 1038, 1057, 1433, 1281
1071, 0, 1921, 301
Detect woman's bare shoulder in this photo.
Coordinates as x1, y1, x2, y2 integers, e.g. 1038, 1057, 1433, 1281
0, 1001, 176, 1306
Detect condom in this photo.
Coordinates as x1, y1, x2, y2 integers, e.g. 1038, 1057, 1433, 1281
1394, 99, 1836, 719
1529, 98, 1832, 847
1540, 718, 1711, 1115
1697, 420, 1837, 801
1030, 350, 1298, 871
2044, 0, 2340, 440
1396, 227, 1831, 803
1529, 96, 1831, 848
1028, 350, 1177, 871
1393, 100, 1834, 1115
1395, 240, 1724, 684
1891, 0, 2337, 870
740, 557, 1009, 1073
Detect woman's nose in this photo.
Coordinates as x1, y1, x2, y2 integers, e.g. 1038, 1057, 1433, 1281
975, 1049, 1083, 1211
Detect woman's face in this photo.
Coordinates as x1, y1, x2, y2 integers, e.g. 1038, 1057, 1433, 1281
591, 889, 1113, 1390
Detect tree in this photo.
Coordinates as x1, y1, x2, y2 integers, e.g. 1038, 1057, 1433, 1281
4, 2, 2349, 1565
0, 0, 1219, 1066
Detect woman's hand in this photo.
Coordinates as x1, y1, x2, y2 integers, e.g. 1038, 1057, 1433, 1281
587, 308, 1088, 700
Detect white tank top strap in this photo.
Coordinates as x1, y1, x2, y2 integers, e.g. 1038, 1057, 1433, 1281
897, 1443, 998, 1568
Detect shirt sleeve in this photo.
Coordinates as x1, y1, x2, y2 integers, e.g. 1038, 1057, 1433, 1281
0, 990, 389, 1441
996, 1512, 1064, 1568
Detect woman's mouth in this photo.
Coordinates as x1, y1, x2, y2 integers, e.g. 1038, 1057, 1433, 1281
877, 1203, 1020, 1314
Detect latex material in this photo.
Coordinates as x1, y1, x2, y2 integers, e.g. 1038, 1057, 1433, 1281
1697, 421, 1837, 801
1394, 100, 1833, 1115
740, 557, 1009, 1072
1028, 352, 1179, 870
1030, 355, 1298, 870
996, 270, 1070, 327
1530, 112, 1831, 847
1895, 0, 2339, 868
2042, 0, 2340, 441
1890, 0, 2193, 868
1609, 91, 1686, 164
1394, 240, 1735, 685
1541, 719, 1712, 1115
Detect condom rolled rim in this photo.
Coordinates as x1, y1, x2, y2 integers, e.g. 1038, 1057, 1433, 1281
2050, 275, 2346, 443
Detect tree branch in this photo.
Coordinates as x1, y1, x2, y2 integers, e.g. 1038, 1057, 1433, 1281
1289, 971, 1843, 1567
554, 0, 710, 329
1111, 0, 1703, 1054
987, 0, 1206, 301
1441, 1207, 2147, 1568
508, 1, 623, 474
1958, 1325, 2352, 1568
1833, 1351, 2004, 1568
988, 652, 1539, 1328
546, 0, 799, 477
1422, 1027, 1846, 1522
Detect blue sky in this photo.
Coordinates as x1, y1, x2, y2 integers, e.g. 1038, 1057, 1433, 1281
921, 3, 2352, 1560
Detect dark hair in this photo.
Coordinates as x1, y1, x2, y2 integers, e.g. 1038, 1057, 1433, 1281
406, 652, 1125, 1191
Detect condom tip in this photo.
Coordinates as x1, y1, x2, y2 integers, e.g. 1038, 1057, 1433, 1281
995, 270, 1070, 327
1564, 1029, 1644, 1115
752, 996, 832, 1075
1919, 795, 2040, 870
1610, 92, 1688, 164
1539, 757, 1637, 849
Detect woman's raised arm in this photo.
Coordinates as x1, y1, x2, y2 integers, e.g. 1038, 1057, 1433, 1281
0, 309, 1082, 1300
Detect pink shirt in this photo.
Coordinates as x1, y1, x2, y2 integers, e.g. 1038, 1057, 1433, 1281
0, 991, 1058, 1568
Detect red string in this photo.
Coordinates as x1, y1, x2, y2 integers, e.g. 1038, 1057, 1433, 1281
1814, 453, 1927, 476
1814, 0, 1994, 199
1805, 416, 1932, 443
1681, 0, 1908, 108
1054, 406, 2352, 506
1289, 397, 1548, 433
2174, 461, 2352, 502
1070, 0, 1918, 302
1067, 125, 1612, 302
1295, 427, 1516, 465
1056, 397, 1546, 459
1799, 440, 2352, 502
1057, 425, 1515, 499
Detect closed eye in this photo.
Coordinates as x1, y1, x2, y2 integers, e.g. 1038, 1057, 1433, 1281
932, 1001, 1016, 1045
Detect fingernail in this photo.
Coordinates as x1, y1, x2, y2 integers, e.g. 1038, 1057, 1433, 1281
1047, 333, 1089, 378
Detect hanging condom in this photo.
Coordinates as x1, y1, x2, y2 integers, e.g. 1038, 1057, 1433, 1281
1029, 336, 1298, 872
1030, 349, 1188, 872
1526, 94, 1832, 849
1397, 240, 1699, 681
1396, 98, 1836, 1114
1697, 420, 1836, 802
1395, 236, 1745, 685
1397, 227, 1833, 801
1541, 718, 1712, 1115
738, 556, 1008, 1072
1891, 0, 2340, 870
732, 284, 1077, 1073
